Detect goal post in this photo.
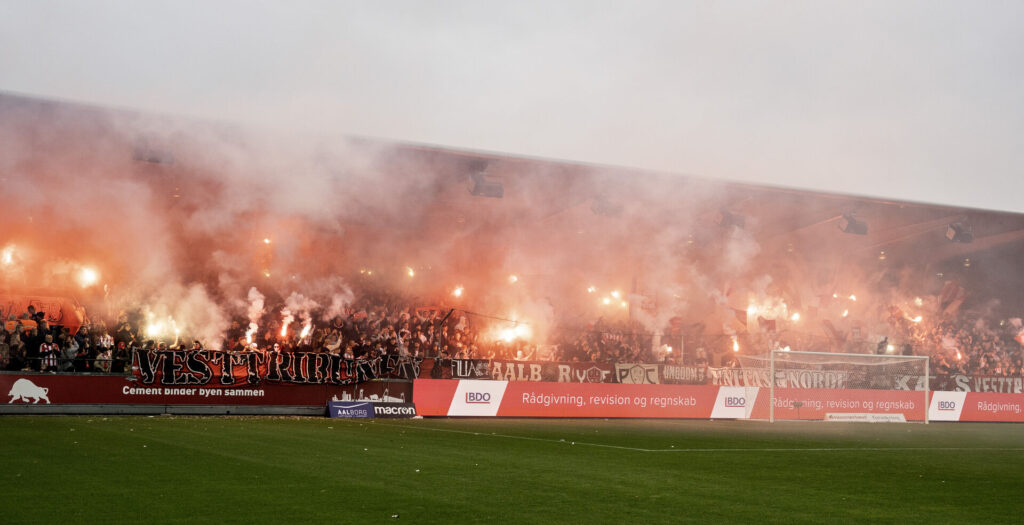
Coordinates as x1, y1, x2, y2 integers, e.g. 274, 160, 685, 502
743, 350, 930, 423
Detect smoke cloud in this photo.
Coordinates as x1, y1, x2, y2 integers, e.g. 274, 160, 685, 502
1, 92, 1023, 361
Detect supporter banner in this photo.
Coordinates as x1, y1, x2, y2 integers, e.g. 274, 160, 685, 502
132, 350, 421, 387
660, 365, 707, 385
709, 367, 850, 389
616, 363, 660, 384
556, 362, 615, 383
2, 372, 411, 406
891, 374, 1023, 393
413, 379, 717, 418
416, 357, 1023, 394
450, 359, 490, 379
890, 374, 931, 391
482, 360, 615, 383
926, 374, 1023, 393
488, 360, 547, 382
441, 360, 696, 384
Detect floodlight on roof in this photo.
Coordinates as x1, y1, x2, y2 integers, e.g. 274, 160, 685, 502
946, 222, 973, 243
838, 213, 867, 235
469, 172, 503, 198
716, 209, 745, 229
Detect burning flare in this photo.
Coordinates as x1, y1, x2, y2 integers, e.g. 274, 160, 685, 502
144, 314, 180, 339
496, 322, 531, 343
280, 310, 293, 337
732, 337, 739, 352
245, 323, 258, 344
78, 267, 99, 288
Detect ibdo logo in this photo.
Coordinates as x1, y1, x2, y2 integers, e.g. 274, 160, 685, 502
466, 392, 492, 404
724, 396, 746, 408
938, 400, 957, 411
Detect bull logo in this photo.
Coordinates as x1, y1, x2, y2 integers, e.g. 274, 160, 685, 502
8, 378, 51, 404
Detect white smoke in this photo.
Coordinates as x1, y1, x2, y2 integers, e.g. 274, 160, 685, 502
244, 287, 265, 343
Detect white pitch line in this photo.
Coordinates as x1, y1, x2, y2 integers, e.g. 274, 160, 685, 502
355, 421, 1024, 453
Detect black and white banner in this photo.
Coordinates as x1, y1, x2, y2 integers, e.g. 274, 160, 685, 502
708, 367, 850, 389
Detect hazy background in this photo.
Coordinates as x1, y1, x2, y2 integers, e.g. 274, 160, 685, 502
2, 0, 1022, 212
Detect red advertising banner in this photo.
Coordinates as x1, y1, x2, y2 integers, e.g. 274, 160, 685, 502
2, 372, 411, 407
500, 382, 716, 418
412, 379, 460, 416
958, 392, 1024, 422
413, 379, 716, 418
414, 380, 951, 421
747, 387, 928, 421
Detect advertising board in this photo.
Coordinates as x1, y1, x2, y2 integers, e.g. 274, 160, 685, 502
2, 372, 411, 407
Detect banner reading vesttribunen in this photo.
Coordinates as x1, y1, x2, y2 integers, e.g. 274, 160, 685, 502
132, 350, 421, 387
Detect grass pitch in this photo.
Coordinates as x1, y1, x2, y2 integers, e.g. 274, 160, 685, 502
2, 416, 1023, 524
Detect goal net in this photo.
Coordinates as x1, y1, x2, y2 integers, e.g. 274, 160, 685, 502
737, 351, 930, 423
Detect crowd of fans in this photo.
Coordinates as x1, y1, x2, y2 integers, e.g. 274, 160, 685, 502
2, 305, 127, 373
2, 289, 1023, 378
918, 317, 1024, 377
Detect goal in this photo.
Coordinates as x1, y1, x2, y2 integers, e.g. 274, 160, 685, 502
738, 350, 930, 423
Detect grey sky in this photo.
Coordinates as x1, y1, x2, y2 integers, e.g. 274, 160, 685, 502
2, 0, 1022, 212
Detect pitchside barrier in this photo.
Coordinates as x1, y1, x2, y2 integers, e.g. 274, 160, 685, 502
5, 371, 1022, 421
4, 345, 1022, 421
